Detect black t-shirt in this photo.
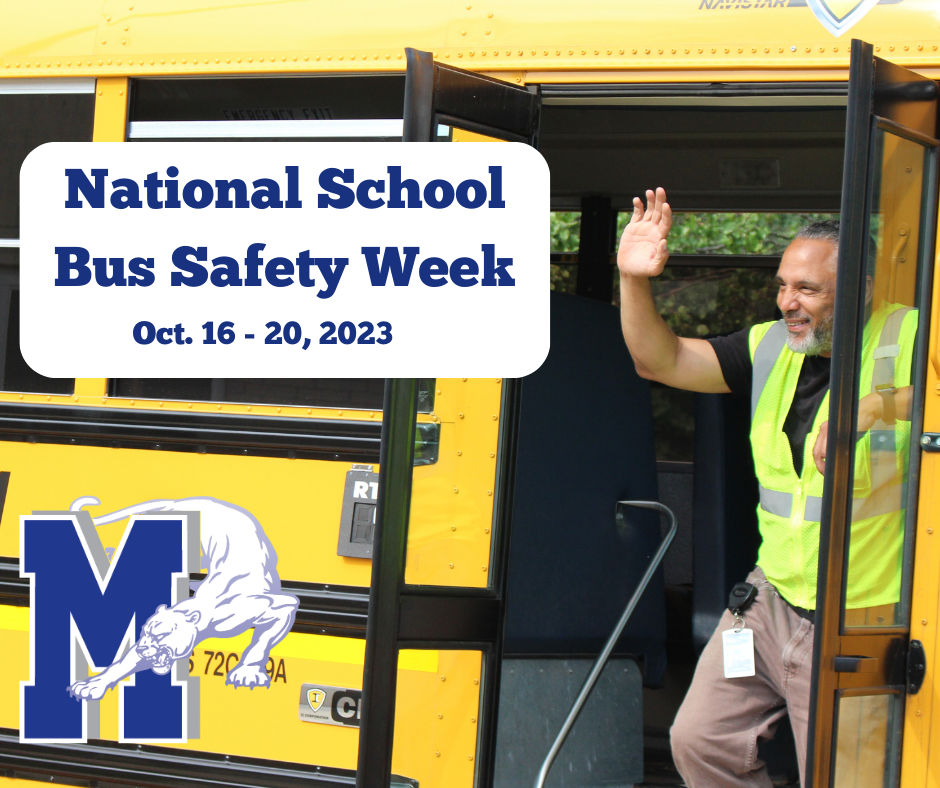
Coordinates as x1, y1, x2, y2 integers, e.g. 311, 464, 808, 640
708, 327, 830, 477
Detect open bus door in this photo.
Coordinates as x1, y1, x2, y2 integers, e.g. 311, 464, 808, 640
808, 40, 939, 788
355, 50, 539, 788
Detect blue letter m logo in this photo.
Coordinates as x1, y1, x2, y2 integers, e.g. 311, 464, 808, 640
20, 511, 199, 743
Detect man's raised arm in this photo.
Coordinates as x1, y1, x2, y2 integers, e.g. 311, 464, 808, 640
617, 188, 731, 394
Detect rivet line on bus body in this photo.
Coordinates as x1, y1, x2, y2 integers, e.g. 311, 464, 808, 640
484, 528, 490, 533
449, 563, 454, 568
922, 619, 928, 625
435, 752, 440, 757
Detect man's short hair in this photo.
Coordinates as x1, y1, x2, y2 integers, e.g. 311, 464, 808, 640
795, 219, 840, 248
794, 219, 876, 277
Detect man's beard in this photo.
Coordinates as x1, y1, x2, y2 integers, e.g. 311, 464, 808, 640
786, 311, 834, 356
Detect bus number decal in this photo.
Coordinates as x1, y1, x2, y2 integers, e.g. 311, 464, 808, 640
193, 650, 288, 684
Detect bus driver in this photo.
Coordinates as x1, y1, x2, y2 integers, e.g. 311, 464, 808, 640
617, 188, 915, 787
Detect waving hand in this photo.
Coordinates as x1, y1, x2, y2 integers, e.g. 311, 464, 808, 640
617, 188, 673, 279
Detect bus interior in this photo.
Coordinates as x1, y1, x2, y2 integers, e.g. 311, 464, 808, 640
501, 83, 850, 786
0, 73, 860, 788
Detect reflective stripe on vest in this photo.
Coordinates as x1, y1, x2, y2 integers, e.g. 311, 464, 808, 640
751, 320, 789, 421
869, 307, 912, 493
758, 484, 901, 520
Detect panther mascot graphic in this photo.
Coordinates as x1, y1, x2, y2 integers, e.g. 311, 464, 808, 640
66, 497, 299, 700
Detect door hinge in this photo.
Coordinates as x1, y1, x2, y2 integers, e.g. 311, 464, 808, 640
920, 433, 940, 450
908, 639, 926, 695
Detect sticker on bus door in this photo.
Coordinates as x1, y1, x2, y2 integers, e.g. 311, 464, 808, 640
299, 683, 362, 727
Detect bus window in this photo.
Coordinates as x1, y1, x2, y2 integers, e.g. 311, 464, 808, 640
0, 80, 91, 395
2, 287, 73, 396
0, 79, 95, 237
127, 75, 448, 142
549, 210, 837, 461
0, 231, 74, 398
550, 211, 579, 294
108, 377, 437, 413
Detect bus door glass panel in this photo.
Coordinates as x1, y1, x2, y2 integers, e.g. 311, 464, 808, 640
830, 122, 935, 788
810, 42, 938, 788
368, 50, 537, 788
400, 49, 539, 591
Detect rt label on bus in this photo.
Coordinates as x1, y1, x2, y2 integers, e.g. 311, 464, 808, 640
19, 142, 550, 379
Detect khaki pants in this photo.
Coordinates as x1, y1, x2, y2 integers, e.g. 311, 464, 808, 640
671, 567, 815, 788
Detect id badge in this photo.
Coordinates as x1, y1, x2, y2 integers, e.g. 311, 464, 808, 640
722, 627, 756, 678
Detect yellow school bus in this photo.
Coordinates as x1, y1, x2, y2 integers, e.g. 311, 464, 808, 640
1, 2, 939, 788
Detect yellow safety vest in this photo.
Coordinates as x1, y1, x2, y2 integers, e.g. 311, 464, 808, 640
748, 305, 916, 610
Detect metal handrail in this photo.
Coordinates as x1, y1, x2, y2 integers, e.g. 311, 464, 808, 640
534, 500, 678, 788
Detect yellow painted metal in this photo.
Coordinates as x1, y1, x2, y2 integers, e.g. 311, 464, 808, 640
406, 378, 502, 588
72, 378, 107, 397
453, 128, 503, 143
0, 377, 500, 590
1, 0, 939, 79
900, 205, 940, 788
0, 440, 372, 586
0, 605, 482, 788
91, 76, 127, 142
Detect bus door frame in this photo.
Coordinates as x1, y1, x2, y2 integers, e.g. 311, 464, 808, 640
807, 39, 940, 788
355, 50, 540, 788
